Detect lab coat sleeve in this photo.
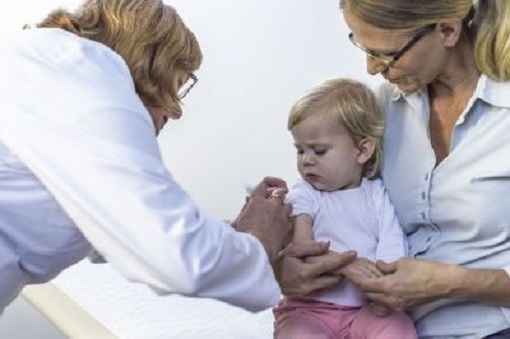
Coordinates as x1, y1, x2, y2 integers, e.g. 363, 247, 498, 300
0, 104, 280, 311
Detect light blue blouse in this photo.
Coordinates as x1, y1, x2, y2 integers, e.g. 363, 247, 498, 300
378, 75, 510, 338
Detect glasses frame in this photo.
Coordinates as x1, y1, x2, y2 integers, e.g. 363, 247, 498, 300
349, 24, 437, 68
179, 73, 198, 99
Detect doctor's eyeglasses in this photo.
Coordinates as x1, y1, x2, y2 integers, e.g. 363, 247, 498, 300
179, 73, 198, 99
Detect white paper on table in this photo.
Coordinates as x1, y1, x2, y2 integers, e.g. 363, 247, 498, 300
53, 260, 274, 339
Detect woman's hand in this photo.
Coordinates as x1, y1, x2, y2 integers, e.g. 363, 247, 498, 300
340, 257, 391, 316
232, 177, 293, 263
272, 241, 357, 299
350, 258, 455, 312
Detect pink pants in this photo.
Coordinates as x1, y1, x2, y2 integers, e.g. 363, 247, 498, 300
273, 298, 417, 339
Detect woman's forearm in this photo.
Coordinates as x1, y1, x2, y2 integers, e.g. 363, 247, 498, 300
359, 259, 510, 311
450, 266, 510, 306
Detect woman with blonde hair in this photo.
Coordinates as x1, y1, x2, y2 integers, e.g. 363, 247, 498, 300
0, 0, 294, 314
276, 0, 510, 337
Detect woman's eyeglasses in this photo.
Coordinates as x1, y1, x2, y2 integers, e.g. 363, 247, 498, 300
348, 24, 437, 68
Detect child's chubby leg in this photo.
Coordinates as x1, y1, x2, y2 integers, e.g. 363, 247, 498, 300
350, 304, 418, 339
273, 298, 358, 339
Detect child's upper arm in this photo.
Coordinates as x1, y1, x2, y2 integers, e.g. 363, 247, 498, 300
293, 213, 314, 242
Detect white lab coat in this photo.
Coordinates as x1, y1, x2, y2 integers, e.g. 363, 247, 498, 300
0, 28, 279, 313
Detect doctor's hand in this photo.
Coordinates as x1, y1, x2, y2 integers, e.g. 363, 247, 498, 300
232, 177, 293, 263
273, 241, 357, 299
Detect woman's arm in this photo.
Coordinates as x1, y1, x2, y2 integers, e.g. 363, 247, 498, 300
447, 265, 510, 306
351, 258, 510, 312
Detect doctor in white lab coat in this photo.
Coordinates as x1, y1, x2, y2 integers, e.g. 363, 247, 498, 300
0, 0, 295, 314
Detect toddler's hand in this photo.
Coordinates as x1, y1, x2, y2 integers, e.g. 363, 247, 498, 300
340, 257, 382, 282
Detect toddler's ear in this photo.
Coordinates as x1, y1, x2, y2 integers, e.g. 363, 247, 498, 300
356, 138, 376, 165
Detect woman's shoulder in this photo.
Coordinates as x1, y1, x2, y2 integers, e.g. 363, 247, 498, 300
7, 28, 132, 89
0, 28, 151, 147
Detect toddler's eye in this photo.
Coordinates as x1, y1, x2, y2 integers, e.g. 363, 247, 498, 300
314, 149, 327, 156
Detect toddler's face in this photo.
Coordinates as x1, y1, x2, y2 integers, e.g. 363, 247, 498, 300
291, 114, 364, 191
